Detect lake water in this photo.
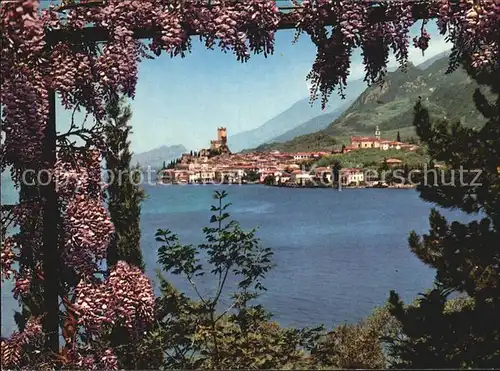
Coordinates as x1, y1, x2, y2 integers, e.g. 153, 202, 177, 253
1, 183, 476, 336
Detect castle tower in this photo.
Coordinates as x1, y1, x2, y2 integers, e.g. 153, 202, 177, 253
217, 127, 227, 143
375, 125, 381, 140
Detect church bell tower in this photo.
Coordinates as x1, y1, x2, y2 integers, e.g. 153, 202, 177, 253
375, 125, 381, 140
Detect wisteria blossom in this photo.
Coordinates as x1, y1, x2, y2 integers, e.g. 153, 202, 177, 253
74, 261, 155, 332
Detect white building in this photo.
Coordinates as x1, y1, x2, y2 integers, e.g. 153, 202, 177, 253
200, 171, 215, 182
290, 170, 314, 185
293, 152, 312, 161
341, 168, 364, 185
189, 172, 201, 183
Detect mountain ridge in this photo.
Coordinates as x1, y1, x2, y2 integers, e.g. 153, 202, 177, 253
131, 144, 187, 169
254, 54, 490, 152
266, 100, 353, 144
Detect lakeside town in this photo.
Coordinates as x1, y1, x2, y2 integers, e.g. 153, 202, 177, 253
158, 127, 422, 188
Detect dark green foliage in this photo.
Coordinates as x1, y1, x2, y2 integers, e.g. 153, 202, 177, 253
242, 170, 260, 183
396, 130, 401, 142
255, 132, 337, 152
379, 158, 389, 172
263, 175, 274, 185
165, 159, 176, 169
384, 291, 479, 368
331, 160, 341, 183
406, 136, 418, 144
385, 67, 500, 367
312, 306, 398, 369
104, 96, 146, 271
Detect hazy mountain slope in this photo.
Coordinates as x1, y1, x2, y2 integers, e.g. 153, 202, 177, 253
131, 144, 186, 169
416, 50, 451, 70
267, 100, 352, 143
229, 79, 367, 152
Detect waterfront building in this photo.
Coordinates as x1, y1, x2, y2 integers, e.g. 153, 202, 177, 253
341, 168, 365, 185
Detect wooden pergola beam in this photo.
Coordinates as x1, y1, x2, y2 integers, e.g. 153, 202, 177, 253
46, 1, 434, 44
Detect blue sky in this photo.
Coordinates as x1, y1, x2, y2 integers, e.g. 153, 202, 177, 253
56, 21, 451, 153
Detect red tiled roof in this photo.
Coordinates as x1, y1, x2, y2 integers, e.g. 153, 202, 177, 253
342, 168, 363, 172
351, 136, 380, 142
313, 167, 330, 172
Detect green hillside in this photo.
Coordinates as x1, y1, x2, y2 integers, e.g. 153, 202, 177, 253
255, 56, 493, 152
314, 148, 429, 169
254, 132, 338, 152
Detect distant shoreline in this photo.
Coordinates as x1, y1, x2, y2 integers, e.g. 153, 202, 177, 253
267, 184, 416, 190
156, 181, 416, 189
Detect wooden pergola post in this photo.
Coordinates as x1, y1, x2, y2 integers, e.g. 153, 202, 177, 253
41, 89, 60, 353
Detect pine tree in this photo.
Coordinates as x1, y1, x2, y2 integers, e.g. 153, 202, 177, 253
104, 95, 146, 272
396, 130, 401, 142
385, 67, 500, 367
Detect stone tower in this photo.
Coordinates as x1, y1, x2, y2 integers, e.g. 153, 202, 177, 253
217, 127, 227, 144
375, 125, 381, 140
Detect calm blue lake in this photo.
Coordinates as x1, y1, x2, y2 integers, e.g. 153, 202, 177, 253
1, 182, 476, 336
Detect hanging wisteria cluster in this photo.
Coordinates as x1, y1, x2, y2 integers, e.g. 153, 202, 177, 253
74, 261, 155, 332
0, 317, 44, 369
1, 0, 499, 369
55, 150, 114, 276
